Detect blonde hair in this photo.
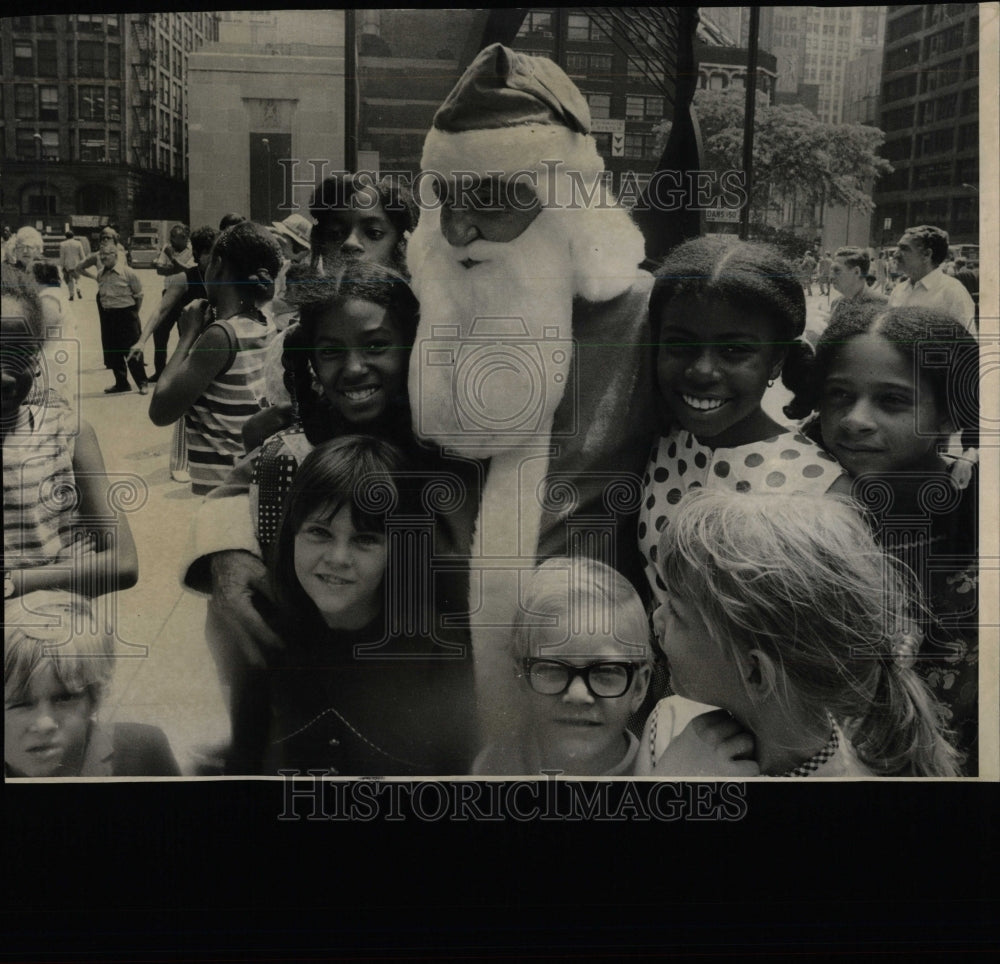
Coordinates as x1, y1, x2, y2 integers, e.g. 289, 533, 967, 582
510, 557, 651, 663
658, 490, 961, 777
5, 591, 115, 708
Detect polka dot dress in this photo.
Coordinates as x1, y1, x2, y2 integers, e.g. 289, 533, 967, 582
638, 429, 844, 600
249, 425, 316, 558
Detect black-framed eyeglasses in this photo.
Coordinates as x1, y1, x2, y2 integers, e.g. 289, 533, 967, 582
520, 658, 641, 699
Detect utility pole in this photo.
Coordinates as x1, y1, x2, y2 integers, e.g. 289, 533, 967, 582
739, 7, 760, 241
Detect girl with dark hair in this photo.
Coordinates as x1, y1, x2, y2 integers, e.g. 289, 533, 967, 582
785, 304, 980, 770
309, 172, 418, 274
244, 172, 420, 448
249, 261, 423, 556
639, 237, 849, 605
255, 436, 475, 776
149, 221, 280, 493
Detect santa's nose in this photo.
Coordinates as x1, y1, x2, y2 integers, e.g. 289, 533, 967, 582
440, 206, 480, 247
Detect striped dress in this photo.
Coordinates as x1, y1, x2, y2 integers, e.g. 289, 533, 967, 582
184, 311, 275, 493
3, 391, 79, 569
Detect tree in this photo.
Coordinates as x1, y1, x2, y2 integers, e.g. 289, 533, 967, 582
692, 88, 893, 228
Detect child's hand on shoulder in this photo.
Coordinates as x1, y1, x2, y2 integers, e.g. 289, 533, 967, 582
651, 709, 760, 778
178, 299, 211, 341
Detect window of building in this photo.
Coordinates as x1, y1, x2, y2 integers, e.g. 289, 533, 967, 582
567, 14, 591, 41
960, 87, 978, 116
586, 93, 611, 119
927, 23, 966, 59
22, 185, 58, 217
916, 128, 954, 157
39, 86, 58, 121
14, 85, 35, 120
16, 130, 38, 160
36, 15, 57, 31
566, 52, 589, 74
80, 130, 106, 162
955, 157, 978, 184
36, 39, 57, 76
923, 58, 962, 93
912, 161, 953, 189
108, 131, 121, 163
886, 10, 923, 44
883, 74, 918, 103
108, 87, 121, 121
106, 15, 120, 36
38, 130, 59, 160
882, 137, 913, 163
958, 123, 977, 151
14, 42, 34, 76
623, 132, 657, 160
77, 40, 103, 78
882, 106, 915, 132
880, 167, 910, 193
589, 53, 612, 74
79, 86, 105, 120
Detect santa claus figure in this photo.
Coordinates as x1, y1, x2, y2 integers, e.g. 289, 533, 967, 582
407, 44, 655, 752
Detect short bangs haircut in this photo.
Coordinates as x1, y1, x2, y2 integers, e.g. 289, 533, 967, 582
510, 557, 651, 663
5, 592, 115, 707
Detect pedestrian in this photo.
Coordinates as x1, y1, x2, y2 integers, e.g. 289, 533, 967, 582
827, 246, 887, 326
58, 230, 85, 300
817, 250, 832, 295
799, 250, 816, 296
154, 223, 195, 277
78, 242, 149, 394
148, 221, 279, 493
127, 225, 218, 484
888, 226, 976, 333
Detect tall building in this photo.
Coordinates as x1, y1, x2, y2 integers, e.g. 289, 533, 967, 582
756, 6, 886, 123
872, 4, 979, 246
1, 13, 219, 243
186, 11, 346, 228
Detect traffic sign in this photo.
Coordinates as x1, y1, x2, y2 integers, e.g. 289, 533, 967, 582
611, 132, 625, 157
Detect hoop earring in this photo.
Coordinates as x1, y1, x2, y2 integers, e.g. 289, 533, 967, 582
767, 379, 775, 388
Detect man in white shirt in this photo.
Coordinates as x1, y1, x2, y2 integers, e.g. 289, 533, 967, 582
58, 230, 86, 299
887, 225, 976, 333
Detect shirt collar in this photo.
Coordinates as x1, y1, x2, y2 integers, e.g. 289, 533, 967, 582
79, 722, 115, 777
99, 260, 127, 277
910, 266, 944, 292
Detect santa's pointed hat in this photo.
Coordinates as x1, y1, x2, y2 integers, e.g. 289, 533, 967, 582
421, 43, 605, 190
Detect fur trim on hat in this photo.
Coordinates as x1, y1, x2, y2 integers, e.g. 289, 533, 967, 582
421, 123, 604, 188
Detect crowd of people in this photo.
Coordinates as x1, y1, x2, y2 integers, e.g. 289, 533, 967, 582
3, 44, 982, 780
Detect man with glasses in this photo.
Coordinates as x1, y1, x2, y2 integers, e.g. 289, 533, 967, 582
888, 225, 976, 333
473, 557, 652, 776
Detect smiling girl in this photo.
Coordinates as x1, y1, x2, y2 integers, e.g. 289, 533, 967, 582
639, 238, 849, 603
259, 436, 475, 776
785, 305, 980, 769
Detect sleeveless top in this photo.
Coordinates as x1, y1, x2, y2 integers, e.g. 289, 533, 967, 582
185, 311, 275, 492
638, 428, 844, 602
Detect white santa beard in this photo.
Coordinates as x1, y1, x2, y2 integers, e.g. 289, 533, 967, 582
408, 206, 576, 456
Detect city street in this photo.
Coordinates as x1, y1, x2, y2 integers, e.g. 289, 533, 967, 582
63, 265, 835, 775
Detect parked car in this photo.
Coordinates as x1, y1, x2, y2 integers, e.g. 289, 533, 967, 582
127, 234, 159, 268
